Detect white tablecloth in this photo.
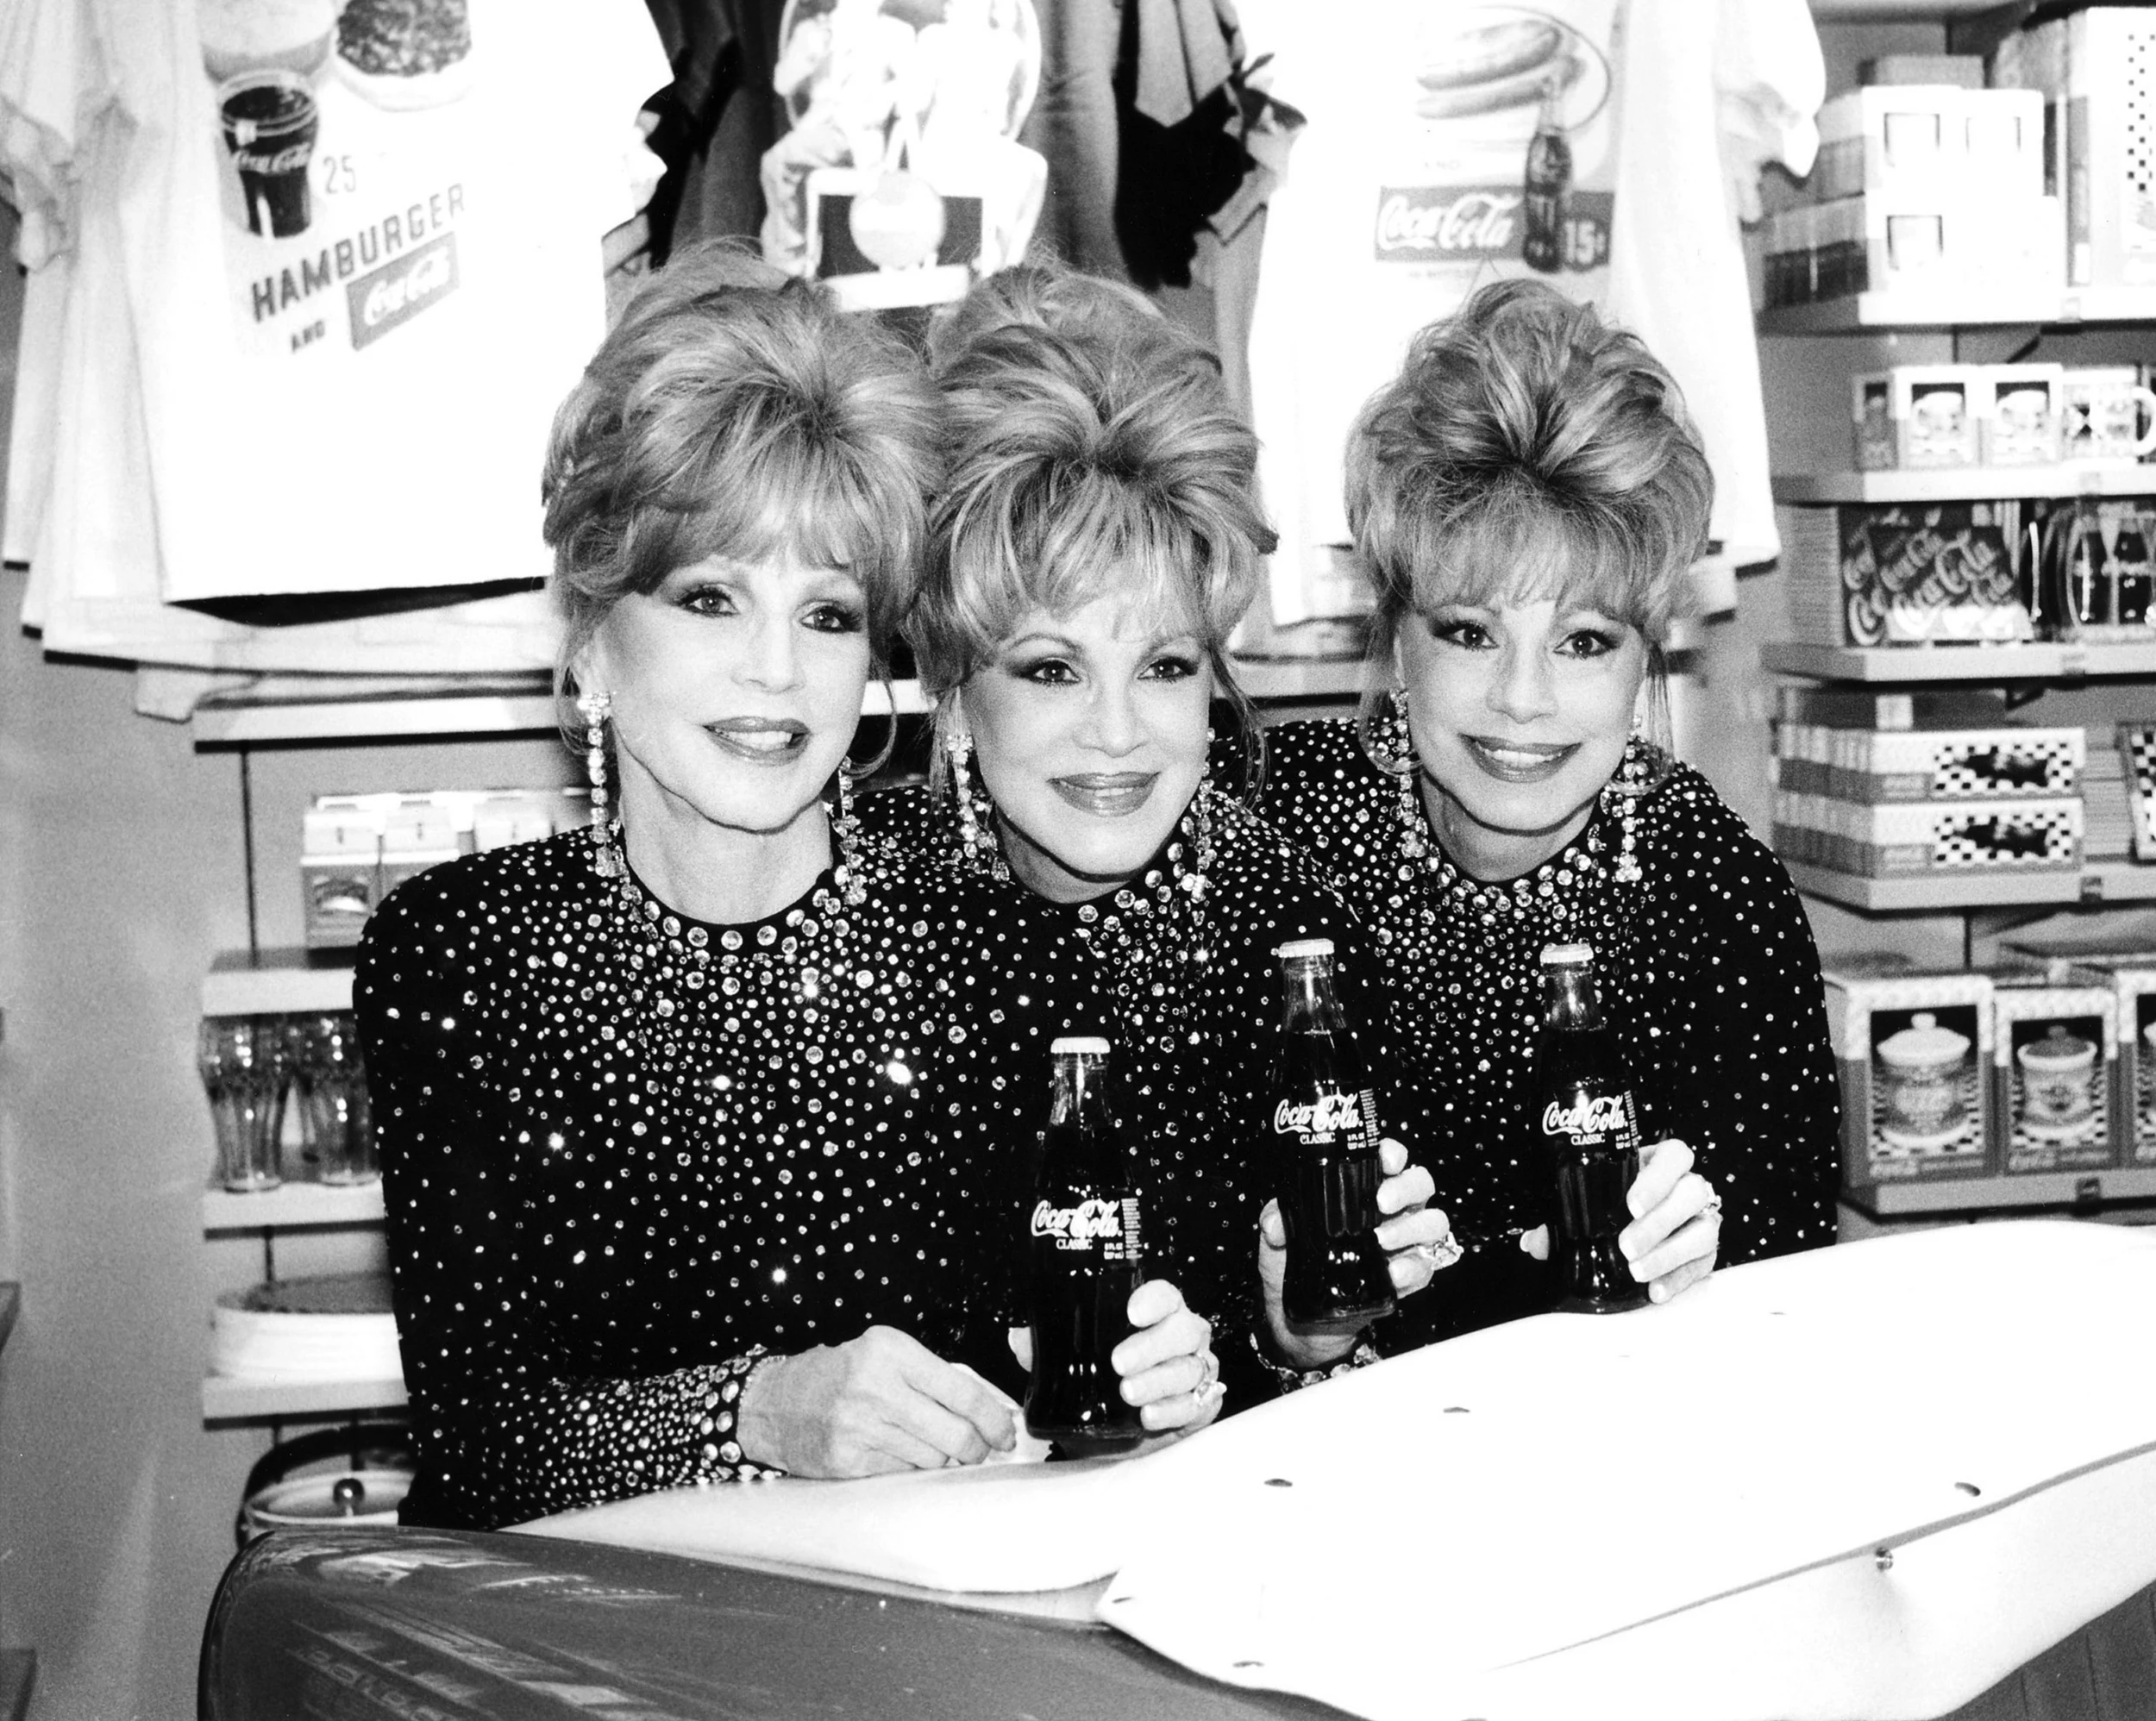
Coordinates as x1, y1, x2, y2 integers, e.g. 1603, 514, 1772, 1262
523, 1221, 2156, 1719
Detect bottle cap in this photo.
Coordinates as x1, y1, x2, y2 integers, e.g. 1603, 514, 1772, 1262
1049, 1036, 1112, 1057
1275, 938, 1336, 962
1539, 942, 1595, 966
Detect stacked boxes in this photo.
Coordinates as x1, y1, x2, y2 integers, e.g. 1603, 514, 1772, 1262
1773, 691, 2084, 882
1850, 363, 2073, 471
1826, 965, 1996, 1199
1760, 84, 2059, 308
300, 787, 584, 951
1991, 8, 2156, 291
2060, 956, 2156, 1169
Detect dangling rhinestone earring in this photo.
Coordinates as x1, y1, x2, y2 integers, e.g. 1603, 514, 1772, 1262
577, 690, 620, 877
945, 727, 1005, 879
830, 764, 867, 907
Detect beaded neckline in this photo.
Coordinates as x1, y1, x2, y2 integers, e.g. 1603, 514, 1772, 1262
592, 820, 850, 1011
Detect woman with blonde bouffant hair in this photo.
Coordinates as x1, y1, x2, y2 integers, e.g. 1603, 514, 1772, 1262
1255, 278, 1839, 1346
865, 264, 1460, 1410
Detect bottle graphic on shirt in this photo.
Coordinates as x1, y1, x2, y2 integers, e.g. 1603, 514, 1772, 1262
1521, 75, 1572, 274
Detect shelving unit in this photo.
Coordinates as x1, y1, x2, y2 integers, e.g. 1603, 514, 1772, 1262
188, 656, 1367, 745
1762, 641, 2156, 682
1843, 1164, 2156, 1221
1758, 285, 2156, 334
1785, 860, 2156, 913
1772, 467, 2156, 505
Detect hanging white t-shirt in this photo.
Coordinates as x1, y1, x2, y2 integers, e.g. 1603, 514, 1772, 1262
88, 0, 662, 602
1238, 0, 1820, 624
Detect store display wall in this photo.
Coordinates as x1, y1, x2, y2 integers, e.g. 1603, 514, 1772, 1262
0, 198, 573, 1721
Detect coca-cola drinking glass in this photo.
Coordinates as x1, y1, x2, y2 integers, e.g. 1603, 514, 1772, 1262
198, 1016, 292, 1192
287, 1011, 376, 1185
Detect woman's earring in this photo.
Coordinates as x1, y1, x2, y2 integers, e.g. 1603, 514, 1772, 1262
945, 728, 1004, 878
830, 763, 867, 907
576, 691, 619, 873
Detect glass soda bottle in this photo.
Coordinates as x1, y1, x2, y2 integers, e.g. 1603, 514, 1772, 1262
1268, 939, 1396, 1333
1533, 942, 1649, 1314
1520, 76, 1572, 274
1024, 1036, 1146, 1448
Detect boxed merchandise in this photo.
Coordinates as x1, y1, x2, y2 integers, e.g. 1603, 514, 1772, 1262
1858, 55, 1984, 91
378, 801, 461, 902
2059, 956, 2156, 1167
1813, 85, 2043, 203
1991, 986, 2117, 1174
1992, 8, 2156, 290
1979, 363, 2066, 466
300, 800, 385, 952
1825, 966, 1995, 1192
1758, 192, 2063, 308
1772, 717, 2083, 803
1849, 366, 1982, 469
1775, 687, 2015, 731
1773, 792, 2081, 878
1783, 502, 2033, 648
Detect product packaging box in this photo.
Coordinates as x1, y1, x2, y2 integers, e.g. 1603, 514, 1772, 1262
1783, 502, 2033, 648
1849, 365, 1984, 469
1814, 85, 2043, 203
378, 800, 462, 903
1774, 792, 2081, 877
1825, 967, 1996, 1194
1773, 718, 2083, 803
1759, 191, 2062, 308
1991, 986, 2117, 1174
2053, 955, 2156, 1167
1858, 55, 1984, 91
300, 800, 384, 952
1992, 9, 2156, 291
1979, 363, 2066, 466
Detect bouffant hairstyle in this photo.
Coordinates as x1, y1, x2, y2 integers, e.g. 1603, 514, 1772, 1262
542, 241, 944, 710
1346, 278, 1712, 726
923, 260, 1170, 373
908, 278, 1276, 775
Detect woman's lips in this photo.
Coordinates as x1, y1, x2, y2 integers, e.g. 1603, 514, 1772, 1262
1461, 735, 1577, 784
705, 717, 810, 764
1050, 772, 1159, 817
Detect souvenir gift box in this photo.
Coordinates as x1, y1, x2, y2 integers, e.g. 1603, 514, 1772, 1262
1772, 717, 2083, 804
1772, 792, 2081, 878
1783, 501, 2034, 648
301, 787, 574, 950
1851, 364, 2066, 471
1825, 966, 1996, 1195
1812, 84, 2044, 203
1990, 985, 2117, 1175
2055, 955, 2156, 1168
1758, 191, 2062, 309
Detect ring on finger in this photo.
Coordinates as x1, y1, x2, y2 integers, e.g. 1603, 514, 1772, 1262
1411, 1233, 1464, 1273
1698, 1193, 1724, 1227
1191, 1349, 1224, 1406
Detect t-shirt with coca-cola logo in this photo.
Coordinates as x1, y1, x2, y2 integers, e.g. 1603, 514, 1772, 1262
1232, 0, 1821, 624
6, 0, 666, 608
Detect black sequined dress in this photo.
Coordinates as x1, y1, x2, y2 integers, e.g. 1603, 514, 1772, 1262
1253, 720, 1840, 1342
356, 825, 1018, 1531
859, 782, 1390, 1405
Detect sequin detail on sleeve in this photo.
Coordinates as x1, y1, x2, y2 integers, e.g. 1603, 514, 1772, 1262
354, 827, 983, 1530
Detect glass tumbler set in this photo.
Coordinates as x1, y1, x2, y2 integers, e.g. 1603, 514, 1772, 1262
197, 1011, 376, 1192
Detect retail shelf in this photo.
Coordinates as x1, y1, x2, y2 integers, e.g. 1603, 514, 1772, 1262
1762, 640, 2156, 682
0, 1283, 16, 1355
1810, 0, 2019, 14
1844, 1164, 2156, 1219
0, 1651, 33, 1721
1783, 860, 2086, 911
202, 948, 354, 1017
190, 673, 936, 745
202, 1371, 408, 1422
203, 1182, 384, 1233
1757, 285, 2156, 335
1772, 467, 2156, 505
187, 658, 1364, 745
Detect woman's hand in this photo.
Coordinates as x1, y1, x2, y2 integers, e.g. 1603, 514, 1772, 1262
738, 1327, 1020, 1478
1518, 1137, 1721, 1305
1007, 1280, 1225, 1444
1258, 1137, 1461, 1369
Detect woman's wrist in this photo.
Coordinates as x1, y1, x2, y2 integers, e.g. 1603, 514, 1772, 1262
1249, 1328, 1380, 1393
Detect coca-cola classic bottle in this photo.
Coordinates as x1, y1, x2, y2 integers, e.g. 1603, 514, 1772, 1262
1269, 939, 1396, 1333
1024, 1037, 1146, 1447
1533, 942, 1650, 1313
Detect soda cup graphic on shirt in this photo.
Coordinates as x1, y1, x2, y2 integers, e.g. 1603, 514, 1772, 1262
218, 69, 321, 239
